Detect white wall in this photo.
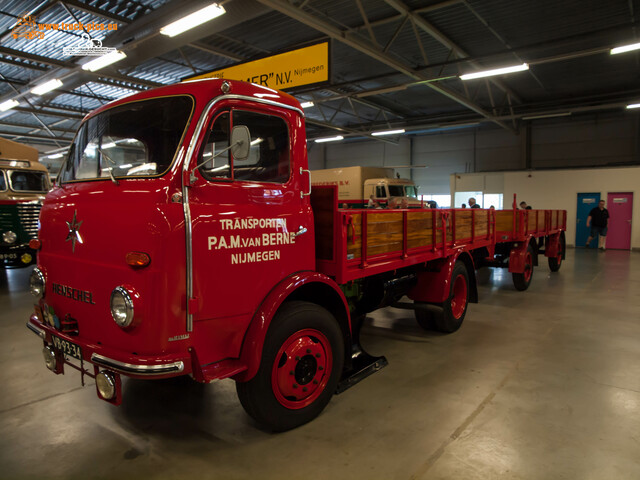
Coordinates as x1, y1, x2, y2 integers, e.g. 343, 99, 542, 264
451, 167, 640, 249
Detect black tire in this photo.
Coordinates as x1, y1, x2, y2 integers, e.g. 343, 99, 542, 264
414, 302, 436, 330
548, 232, 565, 272
236, 301, 344, 432
434, 262, 470, 333
512, 243, 535, 291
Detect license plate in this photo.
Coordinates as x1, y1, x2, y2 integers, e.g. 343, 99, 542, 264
51, 335, 82, 360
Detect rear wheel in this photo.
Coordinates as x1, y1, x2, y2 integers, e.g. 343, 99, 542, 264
548, 233, 565, 272
513, 244, 535, 291
435, 262, 470, 333
236, 301, 344, 432
414, 302, 436, 330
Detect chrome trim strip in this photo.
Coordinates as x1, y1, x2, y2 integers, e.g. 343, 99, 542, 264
26, 322, 46, 339
91, 353, 185, 376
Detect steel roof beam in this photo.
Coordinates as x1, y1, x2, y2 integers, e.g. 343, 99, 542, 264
256, 0, 513, 132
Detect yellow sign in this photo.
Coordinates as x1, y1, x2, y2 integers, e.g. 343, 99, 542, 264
184, 42, 329, 90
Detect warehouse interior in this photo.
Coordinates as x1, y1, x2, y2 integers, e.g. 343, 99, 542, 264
1, 0, 639, 478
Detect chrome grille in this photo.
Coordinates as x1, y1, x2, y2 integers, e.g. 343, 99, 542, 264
0, 209, 13, 231
16, 202, 42, 239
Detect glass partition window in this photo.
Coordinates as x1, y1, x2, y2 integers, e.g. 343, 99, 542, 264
198, 109, 290, 184
60, 96, 192, 183
9, 170, 48, 192
0, 171, 6, 191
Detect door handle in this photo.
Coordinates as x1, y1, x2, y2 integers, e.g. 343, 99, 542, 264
300, 167, 311, 198
291, 226, 308, 238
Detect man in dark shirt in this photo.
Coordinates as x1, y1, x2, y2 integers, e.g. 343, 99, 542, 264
468, 197, 481, 208
586, 200, 610, 250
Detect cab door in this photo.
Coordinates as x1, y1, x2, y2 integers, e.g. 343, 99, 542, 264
186, 101, 314, 364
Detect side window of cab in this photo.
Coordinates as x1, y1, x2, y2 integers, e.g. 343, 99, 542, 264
198, 109, 290, 184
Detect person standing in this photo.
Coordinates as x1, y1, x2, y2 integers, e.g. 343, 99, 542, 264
585, 200, 610, 250
468, 197, 481, 208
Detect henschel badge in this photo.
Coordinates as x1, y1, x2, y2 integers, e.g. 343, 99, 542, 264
66, 209, 83, 252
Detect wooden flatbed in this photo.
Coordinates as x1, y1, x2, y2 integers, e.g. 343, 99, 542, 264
312, 186, 567, 284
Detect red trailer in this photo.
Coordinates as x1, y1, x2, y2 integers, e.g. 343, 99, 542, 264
26, 79, 566, 431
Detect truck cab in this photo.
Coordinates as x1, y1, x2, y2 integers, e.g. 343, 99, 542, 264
0, 138, 50, 267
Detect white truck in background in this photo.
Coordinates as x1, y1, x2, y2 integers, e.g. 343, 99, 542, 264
310, 166, 421, 208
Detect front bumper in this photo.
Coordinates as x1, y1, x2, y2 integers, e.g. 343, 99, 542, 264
27, 315, 190, 378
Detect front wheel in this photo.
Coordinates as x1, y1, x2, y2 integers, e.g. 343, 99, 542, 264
512, 244, 535, 291
236, 301, 344, 432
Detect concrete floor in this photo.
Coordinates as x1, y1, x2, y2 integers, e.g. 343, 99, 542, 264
1, 248, 640, 479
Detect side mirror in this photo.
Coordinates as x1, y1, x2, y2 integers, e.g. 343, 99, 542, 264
230, 126, 251, 162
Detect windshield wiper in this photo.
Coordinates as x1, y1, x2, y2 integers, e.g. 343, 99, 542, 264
98, 148, 119, 186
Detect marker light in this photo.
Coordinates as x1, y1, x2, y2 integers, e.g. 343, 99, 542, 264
29, 238, 41, 250
31, 79, 63, 95
125, 251, 150, 267
96, 371, 116, 400
160, 3, 226, 37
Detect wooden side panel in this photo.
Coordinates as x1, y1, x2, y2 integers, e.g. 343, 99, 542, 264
407, 210, 433, 249
495, 210, 514, 232
346, 213, 362, 259
454, 210, 472, 240
538, 213, 546, 231
527, 212, 537, 232
310, 187, 336, 261
475, 210, 489, 237
366, 212, 403, 256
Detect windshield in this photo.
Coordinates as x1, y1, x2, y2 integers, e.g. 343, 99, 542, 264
9, 170, 48, 192
405, 185, 418, 198
0, 171, 6, 191
59, 96, 193, 183
388, 185, 405, 197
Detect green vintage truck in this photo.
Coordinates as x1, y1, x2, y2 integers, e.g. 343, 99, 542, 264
0, 138, 50, 268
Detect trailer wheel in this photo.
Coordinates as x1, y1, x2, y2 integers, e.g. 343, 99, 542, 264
548, 233, 565, 272
434, 262, 469, 333
512, 244, 535, 291
236, 301, 344, 432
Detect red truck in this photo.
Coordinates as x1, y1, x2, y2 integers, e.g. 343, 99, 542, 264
27, 79, 566, 431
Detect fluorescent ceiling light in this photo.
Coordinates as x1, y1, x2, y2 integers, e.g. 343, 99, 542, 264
82, 51, 127, 72
102, 142, 116, 149
31, 79, 63, 95
626, 103, 640, 109
371, 128, 405, 136
0, 99, 19, 111
300, 101, 314, 108
46, 153, 64, 159
610, 42, 640, 55
160, 3, 226, 37
522, 112, 571, 120
315, 136, 344, 143
460, 63, 529, 81
250, 138, 263, 146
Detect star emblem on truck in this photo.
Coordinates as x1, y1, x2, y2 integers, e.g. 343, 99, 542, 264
65, 210, 83, 253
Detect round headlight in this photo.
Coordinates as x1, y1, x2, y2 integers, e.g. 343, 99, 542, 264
110, 286, 134, 328
3, 230, 17, 244
43, 346, 57, 371
96, 371, 116, 400
29, 267, 45, 297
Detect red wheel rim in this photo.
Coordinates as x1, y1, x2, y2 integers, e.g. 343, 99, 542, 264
271, 329, 332, 410
450, 274, 468, 319
523, 252, 533, 282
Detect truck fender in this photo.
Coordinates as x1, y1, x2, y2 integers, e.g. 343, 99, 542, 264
508, 237, 538, 273
407, 250, 478, 304
233, 271, 351, 383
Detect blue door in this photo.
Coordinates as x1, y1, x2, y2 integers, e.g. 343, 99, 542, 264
576, 193, 600, 248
